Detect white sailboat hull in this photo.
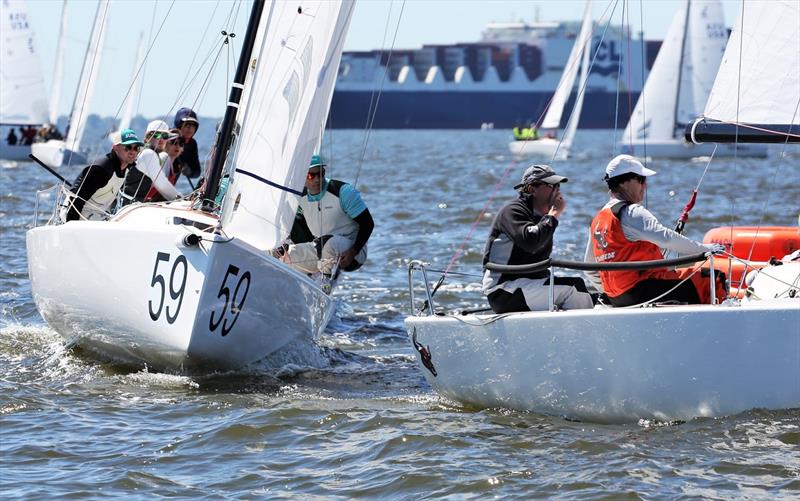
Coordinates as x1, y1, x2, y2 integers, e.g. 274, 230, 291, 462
30, 140, 86, 168
619, 139, 768, 159
508, 138, 568, 160
0, 143, 31, 162
405, 299, 799, 423
26, 204, 335, 371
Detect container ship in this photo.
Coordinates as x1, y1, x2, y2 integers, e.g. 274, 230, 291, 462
329, 20, 661, 129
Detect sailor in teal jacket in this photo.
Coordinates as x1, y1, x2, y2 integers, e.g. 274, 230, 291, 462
281, 154, 374, 276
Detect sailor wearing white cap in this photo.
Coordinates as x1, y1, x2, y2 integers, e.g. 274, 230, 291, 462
585, 154, 726, 306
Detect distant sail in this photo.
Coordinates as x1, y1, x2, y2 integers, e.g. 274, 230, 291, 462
0, 0, 49, 125
64, 0, 110, 154
48, 0, 68, 126
541, 1, 592, 131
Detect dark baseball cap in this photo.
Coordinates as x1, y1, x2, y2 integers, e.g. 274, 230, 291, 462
513, 164, 568, 190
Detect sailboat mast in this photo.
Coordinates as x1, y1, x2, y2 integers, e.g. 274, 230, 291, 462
201, 0, 266, 211
671, 0, 691, 137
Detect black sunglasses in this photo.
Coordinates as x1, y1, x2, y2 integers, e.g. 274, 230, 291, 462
122, 144, 141, 152
169, 138, 185, 147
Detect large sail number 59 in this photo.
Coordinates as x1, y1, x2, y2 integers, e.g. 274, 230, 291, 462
209, 264, 251, 337
148, 252, 188, 324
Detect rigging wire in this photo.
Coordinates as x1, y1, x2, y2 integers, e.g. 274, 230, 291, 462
637, 0, 646, 160
519, 0, 619, 160
612, 0, 625, 153
552, 0, 621, 160
353, 0, 407, 187
109, 0, 177, 125
64, 0, 112, 171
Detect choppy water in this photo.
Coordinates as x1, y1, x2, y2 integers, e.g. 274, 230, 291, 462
2, 130, 799, 498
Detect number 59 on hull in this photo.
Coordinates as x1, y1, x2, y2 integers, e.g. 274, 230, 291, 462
26, 205, 335, 371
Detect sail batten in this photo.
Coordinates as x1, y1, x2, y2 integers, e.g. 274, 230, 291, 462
220, 0, 356, 250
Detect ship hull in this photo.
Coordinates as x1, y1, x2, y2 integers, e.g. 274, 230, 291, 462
329, 90, 640, 129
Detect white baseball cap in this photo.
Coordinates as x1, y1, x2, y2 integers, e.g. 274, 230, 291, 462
146, 119, 170, 133
604, 154, 656, 179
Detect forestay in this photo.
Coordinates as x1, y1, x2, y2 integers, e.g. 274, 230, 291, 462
703, 1, 800, 125
540, 1, 592, 130
221, 0, 356, 250
0, 0, 49, 125
64, 0, 110, 154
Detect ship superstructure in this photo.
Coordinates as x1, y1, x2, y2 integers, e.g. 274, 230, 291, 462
329, 20, 661, 129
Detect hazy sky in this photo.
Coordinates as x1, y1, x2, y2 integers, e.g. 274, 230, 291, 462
21, 0, 744, 121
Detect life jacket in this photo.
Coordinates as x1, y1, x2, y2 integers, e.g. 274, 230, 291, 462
590, 201, 675, 297
298, 179, 360, 242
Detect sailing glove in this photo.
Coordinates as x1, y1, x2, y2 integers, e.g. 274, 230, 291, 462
704, 243, 726, 256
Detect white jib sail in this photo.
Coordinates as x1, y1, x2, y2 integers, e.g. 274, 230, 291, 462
540, 0, 592, 131
64, 0, 110, 153
0, 0, 49, 125
48, 0, 68, 126
622, 0, 689, 142
220, 0, 356, 250
703, 1, 800, 125
675, 0, 727, 129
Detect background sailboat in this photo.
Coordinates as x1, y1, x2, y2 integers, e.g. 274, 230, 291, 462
0, 0, 50, 162
508, 0, 591, 160
620, 0, 767, 159
31, 0, 110, 168
27, 0, 357, 371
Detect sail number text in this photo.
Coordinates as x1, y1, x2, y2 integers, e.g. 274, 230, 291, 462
147, 253, 251, 336
148, 252, 188, 324
209, 264, 251, 337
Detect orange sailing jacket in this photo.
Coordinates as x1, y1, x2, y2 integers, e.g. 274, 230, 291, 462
590, 202, 676, 297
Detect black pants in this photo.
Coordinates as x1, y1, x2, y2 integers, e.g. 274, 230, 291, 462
487, 276, 590, 314
609, 278, 700, 307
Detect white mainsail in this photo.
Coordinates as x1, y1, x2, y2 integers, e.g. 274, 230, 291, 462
622, 0, 726, 142
540, 1, 593, 131
48, 0, 68, 126
703, 1, 800, 125
0, 0, 49, 125
221, 0, 356, 250
64, 0, 110, 154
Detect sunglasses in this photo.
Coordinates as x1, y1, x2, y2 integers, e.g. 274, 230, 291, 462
122, 144, 141, 152
306, 170, 323, 180
150, 131, 171, 140
168, 138, 185, 147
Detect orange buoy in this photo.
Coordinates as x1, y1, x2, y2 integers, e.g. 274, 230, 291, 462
703, 226, 800, 262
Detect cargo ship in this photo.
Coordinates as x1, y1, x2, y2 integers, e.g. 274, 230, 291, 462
329, 20, 661, 129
